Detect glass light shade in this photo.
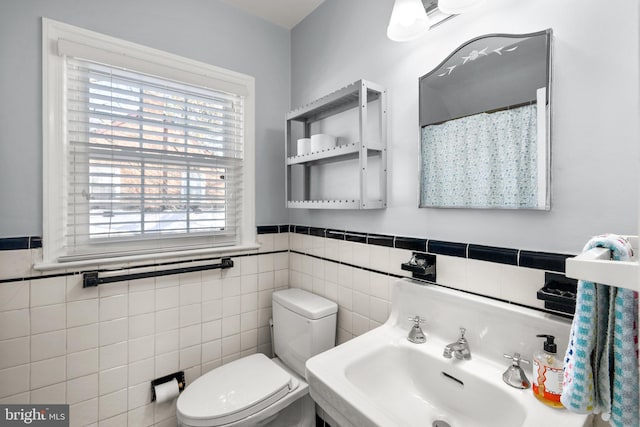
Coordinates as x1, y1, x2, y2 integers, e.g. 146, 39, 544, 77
437, 0, 484, 15
387, 0, 430, 42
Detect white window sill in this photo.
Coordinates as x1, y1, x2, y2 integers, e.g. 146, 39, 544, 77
33, 243, 261, 272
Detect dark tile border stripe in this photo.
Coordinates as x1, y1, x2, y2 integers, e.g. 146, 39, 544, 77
325, 229, 345, 240
468, 244, 518, 266
294, 225, 309, 235
30, 237, 42, 248
344, 232, 367, 243
257, 225, 279, 234
395, 237, 427, 252
0, 227, 574, 274
428, 240, 467, 258
282, 225, 572, 272
0, 237, 30, 250
0, 237, 42, 250
367, 234, 394, 247
309, 227, 325, 238
520, 251, 572, 272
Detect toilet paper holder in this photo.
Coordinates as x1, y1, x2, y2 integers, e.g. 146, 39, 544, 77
151, 371, 186, 402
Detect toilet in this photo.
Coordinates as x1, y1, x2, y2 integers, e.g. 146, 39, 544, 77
176, 288, 338, 427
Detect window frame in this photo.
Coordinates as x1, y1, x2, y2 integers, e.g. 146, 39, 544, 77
42, 18, 256, 265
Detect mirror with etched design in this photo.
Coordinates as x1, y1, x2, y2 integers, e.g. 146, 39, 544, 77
419, 29, 552, 210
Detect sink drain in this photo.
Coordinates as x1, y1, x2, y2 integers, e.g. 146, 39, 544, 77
432, 421, 452, 427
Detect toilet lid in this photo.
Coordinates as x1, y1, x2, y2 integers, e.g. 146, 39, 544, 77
177, 353, 294, 426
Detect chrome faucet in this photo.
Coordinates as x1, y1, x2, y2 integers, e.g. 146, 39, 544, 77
443, 327, 471, 360
502, 353, 531, 389
407, 316, 426, 344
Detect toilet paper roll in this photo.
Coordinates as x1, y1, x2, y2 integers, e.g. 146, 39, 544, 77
310, 134, 336, 152
297, 138, 311, 156
154, 378, 180, 403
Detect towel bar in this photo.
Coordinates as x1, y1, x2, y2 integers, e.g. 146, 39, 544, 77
82, 257, 233, 288
565, 236, 638, 292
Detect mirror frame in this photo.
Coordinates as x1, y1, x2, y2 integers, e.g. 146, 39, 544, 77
418, 29, 553, 210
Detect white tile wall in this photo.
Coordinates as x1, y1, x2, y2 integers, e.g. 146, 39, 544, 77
0, 233, 286, 426
289, 234, 551, 346
289, 238, 405, 344
0, 230, 553, 426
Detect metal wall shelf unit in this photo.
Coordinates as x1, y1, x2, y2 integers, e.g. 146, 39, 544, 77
286, 79, 387, 209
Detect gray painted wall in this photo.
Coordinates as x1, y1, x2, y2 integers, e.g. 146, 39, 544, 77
0, 0, 290, 237
2, 0, 638, 255
290, 0, 639, 254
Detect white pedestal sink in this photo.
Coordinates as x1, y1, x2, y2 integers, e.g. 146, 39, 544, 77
305, 278, 592, 427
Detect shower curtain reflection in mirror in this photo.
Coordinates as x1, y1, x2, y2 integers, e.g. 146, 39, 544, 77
418, 30, 552, 210
420, 102, 539, 208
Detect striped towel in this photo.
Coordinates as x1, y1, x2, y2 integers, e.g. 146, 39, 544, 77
561, 234, 638, 427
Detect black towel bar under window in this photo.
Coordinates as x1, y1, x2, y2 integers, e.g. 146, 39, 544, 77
82, 257, 233, 288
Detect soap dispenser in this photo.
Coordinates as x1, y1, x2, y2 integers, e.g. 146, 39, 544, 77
532, 334, 564, 408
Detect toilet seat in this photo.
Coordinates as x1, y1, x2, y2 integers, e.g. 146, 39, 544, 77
177, 353, 299, 427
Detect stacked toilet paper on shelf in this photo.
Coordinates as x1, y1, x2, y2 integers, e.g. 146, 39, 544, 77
297, 134, 337, 155
310, 134, 336, 152
297, 138, 311, 155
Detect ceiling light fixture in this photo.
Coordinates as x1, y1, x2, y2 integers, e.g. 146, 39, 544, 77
387, 0, 484, 42
386, 0, 431, 42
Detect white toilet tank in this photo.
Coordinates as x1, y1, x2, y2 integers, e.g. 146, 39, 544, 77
272, 289, 337, 378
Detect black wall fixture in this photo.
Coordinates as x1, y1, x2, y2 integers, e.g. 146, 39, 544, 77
537, 272, 577, 315
83, 257, 234, 288
401, 252, 436, 282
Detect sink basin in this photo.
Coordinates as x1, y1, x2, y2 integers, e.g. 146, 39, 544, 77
345, 344, 524, 427
305, 279, 591, 427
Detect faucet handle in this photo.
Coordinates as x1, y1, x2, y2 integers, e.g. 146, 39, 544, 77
459, 327, 466, 338
503, 353, 531, 389
408, 316, 425, 326
503, 353, 530, 366
407, 316, 426, 344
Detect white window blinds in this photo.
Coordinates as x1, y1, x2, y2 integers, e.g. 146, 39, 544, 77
64, 57, 244, 257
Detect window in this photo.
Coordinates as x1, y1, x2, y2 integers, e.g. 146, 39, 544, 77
67, 59, 241, 242
42, 19, 256, 263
